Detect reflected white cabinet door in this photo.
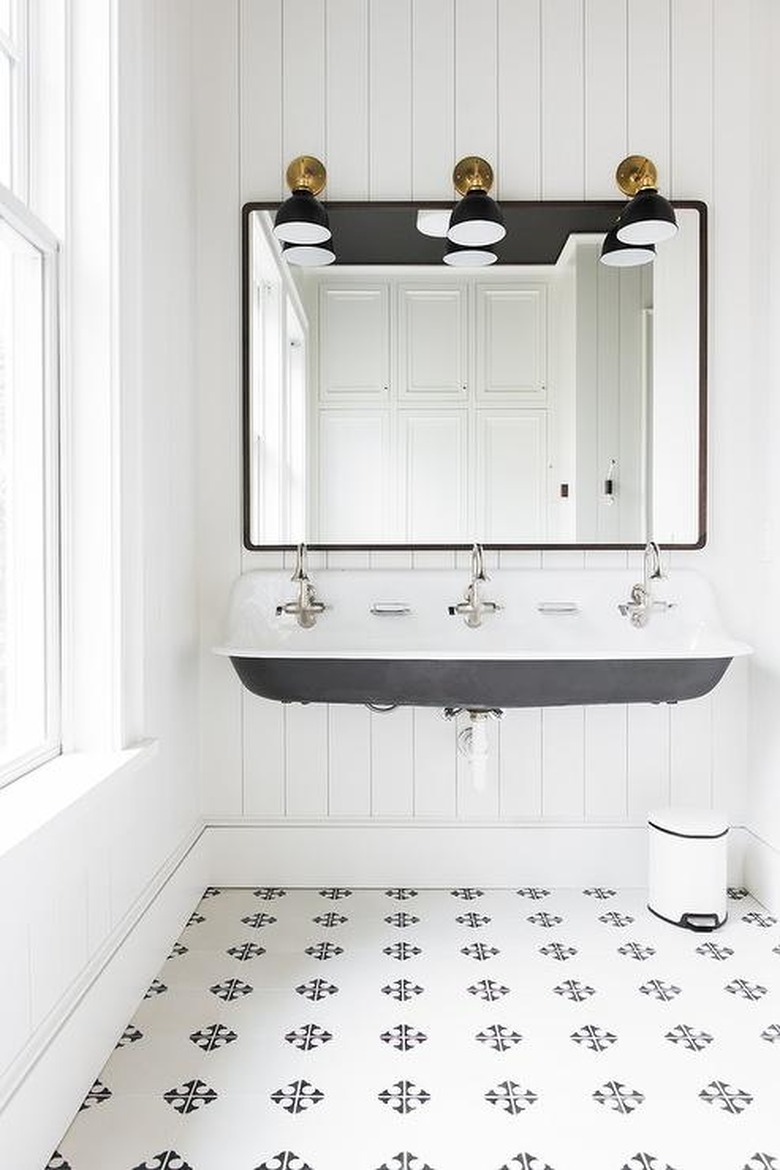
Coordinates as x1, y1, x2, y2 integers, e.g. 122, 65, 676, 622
319, 285, 390, 400
477, 410, 548, 542
476, 286, 546, 402
398, 411, 468, 542
318, 411, 390, 541
397, 285, 468, 401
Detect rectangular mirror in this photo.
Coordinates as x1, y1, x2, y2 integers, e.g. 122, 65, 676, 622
242, 201, 706, 550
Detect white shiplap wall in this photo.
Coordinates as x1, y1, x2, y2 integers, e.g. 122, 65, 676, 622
196, 0, 756, 829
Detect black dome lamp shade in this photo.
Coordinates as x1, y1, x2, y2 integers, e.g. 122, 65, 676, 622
447, 156, 506, 247
282, 240, 336, 267
614, 155, 677, 245
442, 241, 498, 267
599, 222, 656, 267
273, 156, 331, 245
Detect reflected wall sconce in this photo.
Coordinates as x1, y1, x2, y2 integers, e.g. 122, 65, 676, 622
282, 240, 336, 267
274, 156, 333, 254
447, 156, 506, 247
442, 241, 498, 267
600, 154, 676, 267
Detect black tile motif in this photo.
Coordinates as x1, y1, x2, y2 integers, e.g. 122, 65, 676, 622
382, 978, 424, 1001
44, 1152, 72, 1169
254, 1155, 313, 1170
664, 1024, 713, 1052
385, 912, 420, 927
695, 941, 734, 961
699, 1079, 753, 1114
378, 1080, 431, 1114
468, 978, 511, 1001
485, 1080, 538, 1115
296, 978, 339, 1001
384, 941, 422, 960
728, 886, 749, 900
377, 1154, 435, 1170
539, 942, 577, 961
163, 1078, 217, 1115
476, 1024, 523, 1051
598, 911, 634, 927
254, 887, 287, 900
228, 941, 265, 961
271, 1079, 324, 1114
744, 1157, 779, 1170
516, 888, 550, 899
319, 887, 352, 899
570, 1025, 617, 1052
168, 942, 188, 958
456, 912, 491, 927
144, 979, 167, 999
583, 888, 616, 900
386, 888, 419, 899
451, 888, 485, 899
80, 1079, 112, 1111
190, 1023, 238, 1052
131, 1155, 194, 1170
498, 1158, 554, 1170
314, 911, 348, 927
461, 942, 500, 960
553, 979, 596, 1002
202, 886, 221, 898
185, 912, 205, 927
305, 941, 344, 960
527, 912, 562, 927
621, 1157, 677, 1170
242, 912, 277, 928
761, 1023, 780, 1043
592, 1080, 644, 1114
116, 1024, 143, 1048
210, 978, 253, 1001
381, 1023, 428, 1050
285, 1023, 333, 1051
617, 942, 656, 961
742, 911, 778, 928
639, 979, 681, 1002
725, 978, 767, 1001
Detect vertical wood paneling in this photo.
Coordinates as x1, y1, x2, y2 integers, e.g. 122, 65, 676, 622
411, 0, 455, 198
414, 708, 457, 817
243, 692, 286, 815
584, 0, 627, 196
627, 703, 671, 819
286, 704, 329, 815
670, 0, 713, 198
500, 710, 543, 817
369, 0, 413, 198
457, 717, 500, 819
542, 707, 585, 818
328, 705, 372, 815
282, 0, 326, 161
540, 0, 585, 197
326, 0, 369, 197
371, 707, 415, 815
497, 0, 542, 197
584, 705, 628, 819
626, 0, 670, 172
240, 0, 283, 198
712, 656, 749, 820
454, 0, 498, 160
670, 696, 713, 808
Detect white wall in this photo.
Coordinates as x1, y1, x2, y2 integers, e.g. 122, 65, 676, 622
0, 3, 203, 1165
196, 0, 758, 843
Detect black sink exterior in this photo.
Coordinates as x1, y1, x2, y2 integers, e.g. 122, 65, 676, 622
229, 655, 732, 708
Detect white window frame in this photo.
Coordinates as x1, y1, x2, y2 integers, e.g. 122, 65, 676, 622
0, 0, 30, 202
0, 181, 60, 788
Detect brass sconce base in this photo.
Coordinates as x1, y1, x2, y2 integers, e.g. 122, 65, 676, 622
616, 155, 659, 196
453, 156, 494, 195
285, 155, 327, 195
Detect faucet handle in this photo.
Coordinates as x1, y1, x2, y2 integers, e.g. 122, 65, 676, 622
645, 540, 664, 580
471, 542, 488, 582
291, 541, 308, 582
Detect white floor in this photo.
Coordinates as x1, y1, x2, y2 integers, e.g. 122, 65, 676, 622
45, 887, 780, 1170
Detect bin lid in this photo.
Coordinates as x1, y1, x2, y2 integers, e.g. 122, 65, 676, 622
648, 807, 729, 838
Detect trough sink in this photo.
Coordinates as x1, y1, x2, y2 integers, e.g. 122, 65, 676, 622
215, 568, 751, 709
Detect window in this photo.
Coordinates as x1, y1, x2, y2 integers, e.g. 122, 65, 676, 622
0, 0, 29, 199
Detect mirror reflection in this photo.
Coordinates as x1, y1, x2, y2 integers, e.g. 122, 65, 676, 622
243, 203, 705, 550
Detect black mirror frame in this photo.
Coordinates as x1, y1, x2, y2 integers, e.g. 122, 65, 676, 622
241, 199, 707, 553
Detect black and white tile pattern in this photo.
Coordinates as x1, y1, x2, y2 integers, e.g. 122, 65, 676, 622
47, 886, 780, 1170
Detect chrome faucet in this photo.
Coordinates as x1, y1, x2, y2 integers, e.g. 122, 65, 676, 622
618, 540, 674, 628
448, 543, 502, 628
276, 543, 326, 629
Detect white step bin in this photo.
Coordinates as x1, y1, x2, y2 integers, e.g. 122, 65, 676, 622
648, 807, 729, 931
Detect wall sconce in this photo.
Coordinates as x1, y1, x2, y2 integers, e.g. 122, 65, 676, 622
282, 241, 335, 267
599, 224, 656, 267
442, 241, 498, 267
447, 157, 506, 247
274, 156, 332, 247
600, 154, 676, 267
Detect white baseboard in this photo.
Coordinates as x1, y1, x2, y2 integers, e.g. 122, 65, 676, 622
0, 824, 209, 1170
204, 819, 742, 888
743, 828, 780, 913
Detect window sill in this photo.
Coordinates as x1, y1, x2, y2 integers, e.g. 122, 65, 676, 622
0, 740, 159, 860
